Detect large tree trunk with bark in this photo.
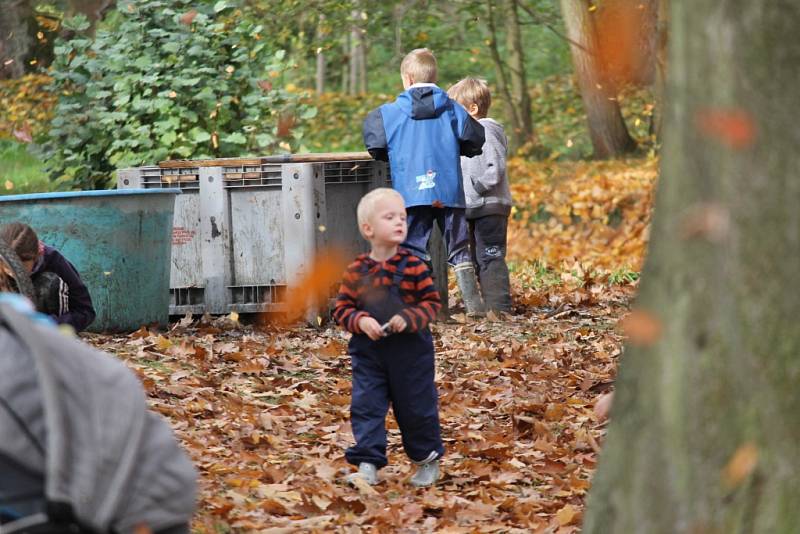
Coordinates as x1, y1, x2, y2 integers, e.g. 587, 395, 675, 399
0, 0, 32, 79
584, 1, 800, 532
560, 0, 636, 158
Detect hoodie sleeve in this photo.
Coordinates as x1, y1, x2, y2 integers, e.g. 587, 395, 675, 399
42, 249, 96, 332
332, 260, 370, 334
363, 108, 389, 162
472, 123, 508, 195
397, 256, 441, 332
457, 111, 485, 158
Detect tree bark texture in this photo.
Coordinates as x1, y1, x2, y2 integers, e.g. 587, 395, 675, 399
594, 0, 658, 87
652, 0, 670, 141
584, 1, 800, 532
0, 0, 32, 79
560, 0, 636, 158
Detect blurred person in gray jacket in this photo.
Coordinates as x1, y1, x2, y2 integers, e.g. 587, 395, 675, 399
448, 77, 513, 313
0, 291, 197, 534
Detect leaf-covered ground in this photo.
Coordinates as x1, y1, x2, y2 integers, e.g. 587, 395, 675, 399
85, 280, 631, 533
83, 156, 656, 532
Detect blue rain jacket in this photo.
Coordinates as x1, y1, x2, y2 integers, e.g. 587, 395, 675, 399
363, 85, 485, 208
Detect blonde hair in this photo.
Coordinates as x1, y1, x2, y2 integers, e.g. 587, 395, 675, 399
447, 77, 492, 119
400, 48, 437, 84
356, 188, 404, 238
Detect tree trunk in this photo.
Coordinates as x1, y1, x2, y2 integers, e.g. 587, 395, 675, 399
584, 1, 800, 532
341, 37, 349, 94
315, 15, 326, 95
0, 0, 32, 79
504, 0, 536, 152
484, 0, 515, 143
348, 10, 363, 96
652, 0, 669, 141
560, 0, 636, 158
357, 22, 367, 94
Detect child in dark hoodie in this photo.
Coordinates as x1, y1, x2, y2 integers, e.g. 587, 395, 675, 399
362, 48, 487, 315
1, 222, 96, 332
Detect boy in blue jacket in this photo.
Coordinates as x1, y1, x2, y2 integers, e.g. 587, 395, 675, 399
362, 48, 486, 315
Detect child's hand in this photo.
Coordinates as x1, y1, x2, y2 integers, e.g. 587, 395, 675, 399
358, 316, 385, 340
385, 314, 407, 333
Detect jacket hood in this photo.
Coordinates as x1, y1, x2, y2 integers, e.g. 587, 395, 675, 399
395, 85, 451, 119
480, 117, 505, 136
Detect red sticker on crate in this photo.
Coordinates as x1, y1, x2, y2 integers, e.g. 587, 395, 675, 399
172, 227, 196, 245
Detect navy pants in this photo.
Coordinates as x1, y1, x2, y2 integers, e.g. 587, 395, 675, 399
403, 206, 470, 266
346, 332, 444, 468
345, 263, 444, 469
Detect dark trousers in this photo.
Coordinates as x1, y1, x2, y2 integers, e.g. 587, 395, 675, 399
469, 214, 512, 312
403, 206, 470, 266
346, 331, 444, 468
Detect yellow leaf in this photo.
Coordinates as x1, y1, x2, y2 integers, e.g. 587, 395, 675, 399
556, 504, 581, 526
4, 180, 13, 190
154, 335, 172, 351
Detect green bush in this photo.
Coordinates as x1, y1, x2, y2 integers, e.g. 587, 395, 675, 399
39, 0, 315, 189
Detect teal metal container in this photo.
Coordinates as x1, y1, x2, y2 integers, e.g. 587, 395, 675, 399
0, 189, 180, 332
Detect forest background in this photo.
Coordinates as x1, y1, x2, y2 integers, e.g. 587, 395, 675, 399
0, 0, 661, 275
0, 1, 668, 531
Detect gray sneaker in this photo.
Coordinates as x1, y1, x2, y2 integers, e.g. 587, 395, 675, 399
346, 462, 378, 486
410, 458, 440, 487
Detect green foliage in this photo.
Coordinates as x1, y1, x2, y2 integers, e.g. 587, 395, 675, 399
0, 140, 55, 195
39, 0, 313, 189
301, 92, 390, 152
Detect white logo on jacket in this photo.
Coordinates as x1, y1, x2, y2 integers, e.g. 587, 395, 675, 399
416, 170, 437, 190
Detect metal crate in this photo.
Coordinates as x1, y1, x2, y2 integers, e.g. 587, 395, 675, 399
117, 153, 387, 315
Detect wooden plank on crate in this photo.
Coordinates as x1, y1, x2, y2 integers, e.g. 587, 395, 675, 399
161, 174, 181, 183
260, 152, 372, 163
159, 157, 261, 169
160, 152, 373, 168
223, 173, 243, 180
179, 174, 198, 182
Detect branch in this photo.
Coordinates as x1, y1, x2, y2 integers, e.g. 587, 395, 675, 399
518, 2, 595, 56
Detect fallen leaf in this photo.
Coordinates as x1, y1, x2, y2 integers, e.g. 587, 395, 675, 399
349, 476, 378, 496
556, 504, 582, 526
